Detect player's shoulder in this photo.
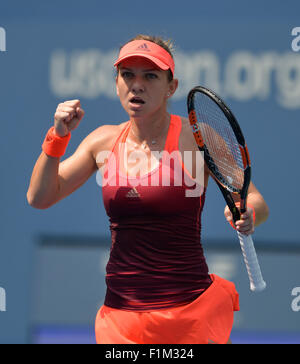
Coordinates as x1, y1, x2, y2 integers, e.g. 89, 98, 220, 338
89, 122, 127, 138
179, 116, 191, 131
177, 115, 197, 146
80, 121, 129, 157
176, 115, 210, 182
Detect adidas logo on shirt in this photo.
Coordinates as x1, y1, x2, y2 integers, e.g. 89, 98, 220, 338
126, 188, 141, 198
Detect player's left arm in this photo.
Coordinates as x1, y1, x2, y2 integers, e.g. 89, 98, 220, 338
224, 182, 269, 235
245, 182, 269, 226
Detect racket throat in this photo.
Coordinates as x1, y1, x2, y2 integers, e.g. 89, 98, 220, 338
217, 184, 241, 222
240, 166, 251, 214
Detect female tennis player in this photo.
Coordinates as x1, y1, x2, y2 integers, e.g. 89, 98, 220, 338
27, 35, 269, 344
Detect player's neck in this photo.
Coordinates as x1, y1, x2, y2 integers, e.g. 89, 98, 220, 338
129, 111, 171, 142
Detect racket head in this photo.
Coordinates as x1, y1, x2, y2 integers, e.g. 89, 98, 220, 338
187, 86, 251, 211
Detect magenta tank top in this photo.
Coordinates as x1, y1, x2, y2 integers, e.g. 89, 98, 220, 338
102, 115, 212, 311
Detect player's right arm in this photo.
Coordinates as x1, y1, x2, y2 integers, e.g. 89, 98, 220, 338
27, 100, 118, 209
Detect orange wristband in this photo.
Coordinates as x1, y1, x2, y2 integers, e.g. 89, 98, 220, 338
42, 127, 71, 158
229, 202, 256, 230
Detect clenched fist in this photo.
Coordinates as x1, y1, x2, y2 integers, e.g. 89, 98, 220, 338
54, 100, 85, 137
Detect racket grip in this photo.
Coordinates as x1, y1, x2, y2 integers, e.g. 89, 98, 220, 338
237, 232, 267, 292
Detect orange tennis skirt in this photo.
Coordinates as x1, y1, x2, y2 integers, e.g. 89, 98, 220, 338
95, 274, 240, 344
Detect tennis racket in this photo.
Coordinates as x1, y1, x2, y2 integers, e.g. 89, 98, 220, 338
187, 86, 266, 292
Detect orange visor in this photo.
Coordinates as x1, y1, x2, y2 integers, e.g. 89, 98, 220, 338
114, 40, 175, 76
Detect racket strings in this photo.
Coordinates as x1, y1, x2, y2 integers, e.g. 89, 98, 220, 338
194, 94, 244, 191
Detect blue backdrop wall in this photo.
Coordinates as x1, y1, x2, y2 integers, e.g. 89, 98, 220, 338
0, 0, 299, 343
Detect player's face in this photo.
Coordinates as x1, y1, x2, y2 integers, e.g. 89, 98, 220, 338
116, 57, 175, 119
